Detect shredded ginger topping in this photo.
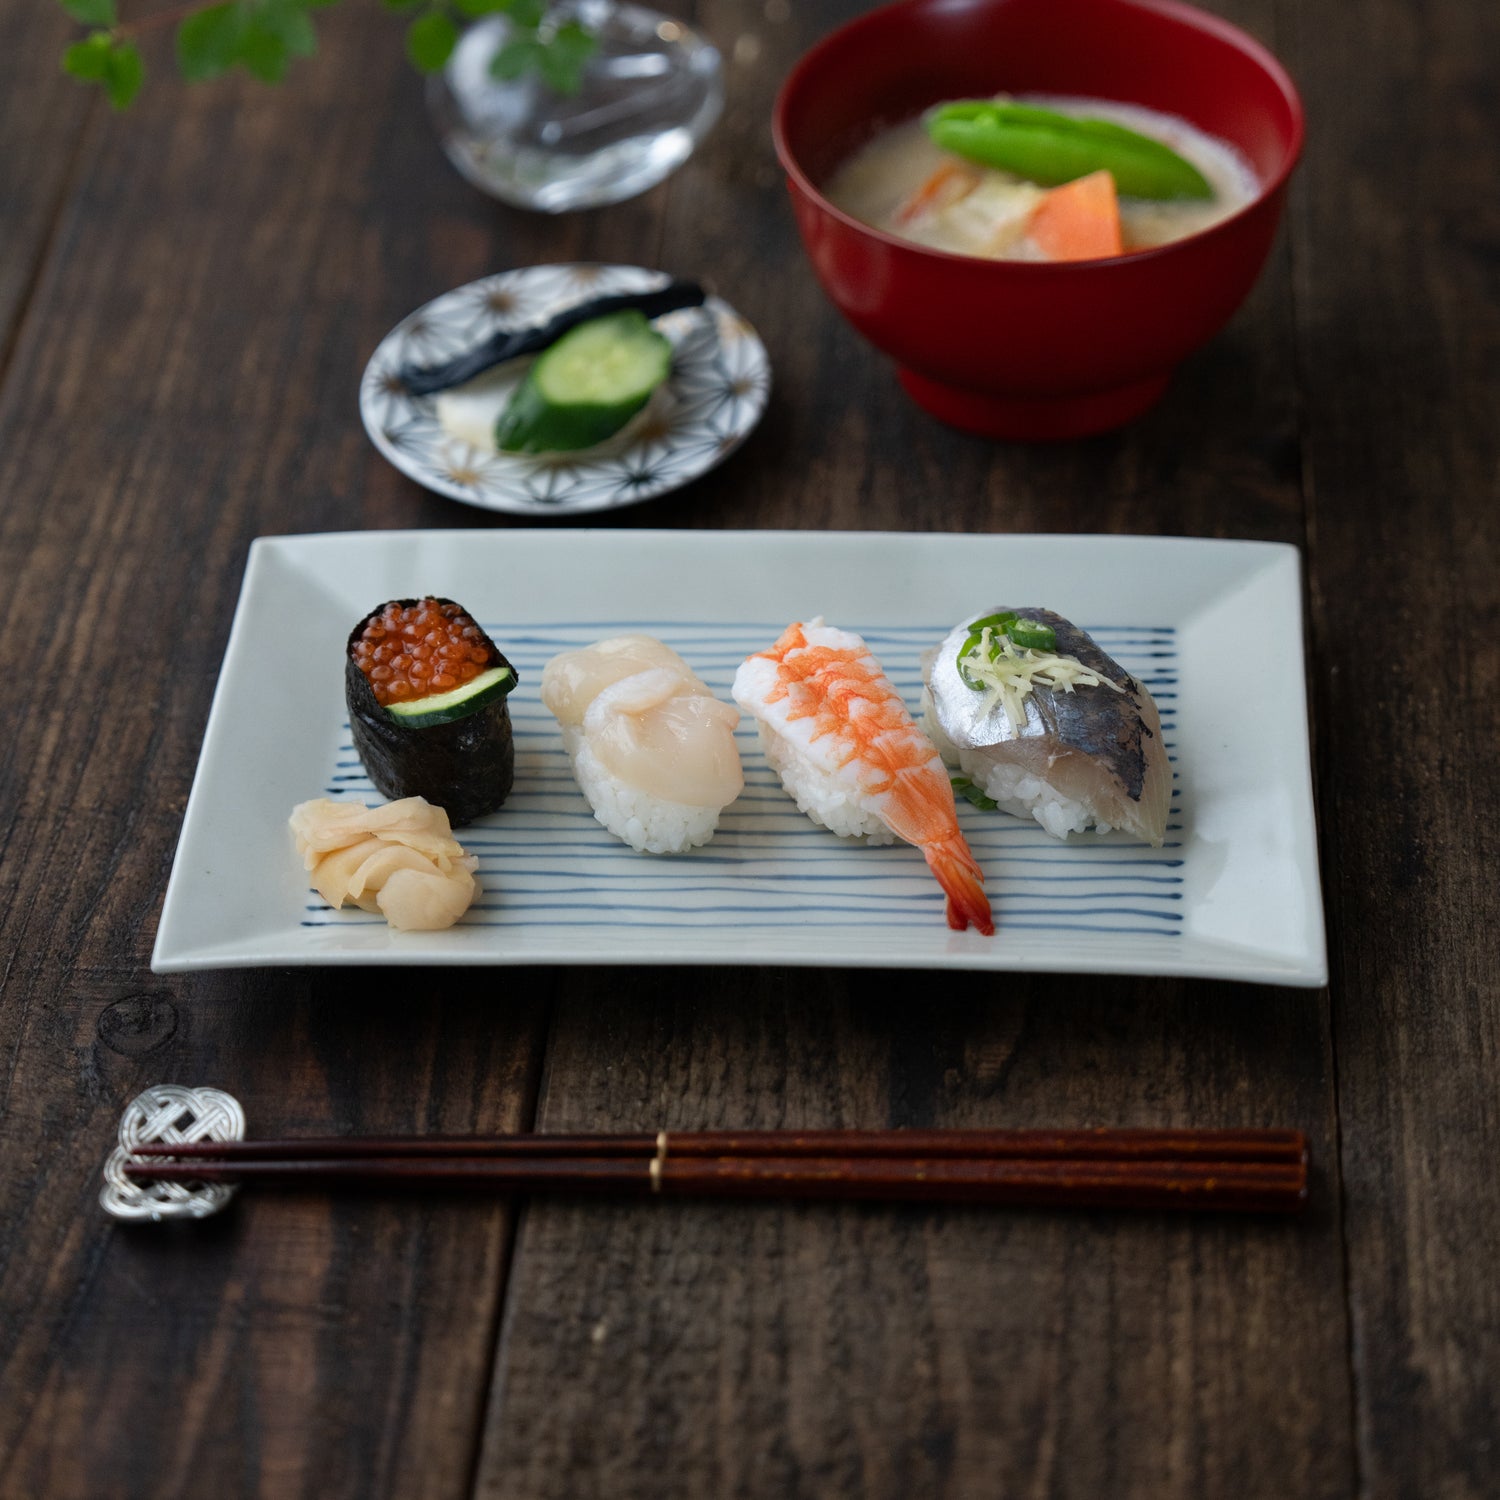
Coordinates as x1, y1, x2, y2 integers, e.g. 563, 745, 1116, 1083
961, 626, 1124, 733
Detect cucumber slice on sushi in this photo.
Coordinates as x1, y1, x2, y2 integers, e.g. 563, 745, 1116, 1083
346, 598, 518, 826
385, 665, 514, 728
494, 310, 672, 455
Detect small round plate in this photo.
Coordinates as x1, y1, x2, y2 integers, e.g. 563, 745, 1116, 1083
360, 264, 770, 517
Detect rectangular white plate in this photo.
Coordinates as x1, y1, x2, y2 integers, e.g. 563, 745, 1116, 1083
152, 530, 1326, 984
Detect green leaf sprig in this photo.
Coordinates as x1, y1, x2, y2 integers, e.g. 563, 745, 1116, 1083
57, 0, 598, 110
419, 0, 597, 93
951, 775, 1000, 813
61, 0, 144, 109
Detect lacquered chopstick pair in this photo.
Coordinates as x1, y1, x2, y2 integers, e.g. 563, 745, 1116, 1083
126, 1127, 1308, 1214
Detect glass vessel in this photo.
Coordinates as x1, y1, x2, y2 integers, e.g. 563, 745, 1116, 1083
428, 0, 724, 213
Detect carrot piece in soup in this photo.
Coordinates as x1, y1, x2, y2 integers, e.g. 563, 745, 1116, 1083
893, 161, 982, 226
1027, 170, 1125, 261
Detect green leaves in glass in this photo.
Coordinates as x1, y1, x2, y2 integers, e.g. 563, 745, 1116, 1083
535, 19, 594, 94
928, 101, 1214, 201
406, 9, 458, 72
488, 12, 595, 94
490, 34, 542, 79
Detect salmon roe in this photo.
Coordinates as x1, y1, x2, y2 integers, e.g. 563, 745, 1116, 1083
351, 598, 495, 707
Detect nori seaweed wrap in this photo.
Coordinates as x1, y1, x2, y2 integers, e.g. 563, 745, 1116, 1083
345, 597, 517, 827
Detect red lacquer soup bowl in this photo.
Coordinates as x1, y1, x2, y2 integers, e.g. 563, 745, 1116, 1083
772, 0, 1304, 440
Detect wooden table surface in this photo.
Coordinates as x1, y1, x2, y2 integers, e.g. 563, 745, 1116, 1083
1, 1, 1496, 1495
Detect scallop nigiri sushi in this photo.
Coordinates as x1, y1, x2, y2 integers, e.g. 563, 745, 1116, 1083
540, 635, 743, 854
732, 619, 993, 935
921, 607, 1170, 844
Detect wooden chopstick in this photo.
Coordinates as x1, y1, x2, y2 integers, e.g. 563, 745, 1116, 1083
125, 1131, 1309, 1214
130, 1127, 1307, 1165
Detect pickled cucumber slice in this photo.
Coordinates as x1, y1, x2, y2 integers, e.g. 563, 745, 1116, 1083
494, 311, 672, 454
383, 665, 515, 728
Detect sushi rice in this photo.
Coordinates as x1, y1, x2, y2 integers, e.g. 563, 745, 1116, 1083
923, 701, 1108, 838
756, 723, 896, 844
561, 724, 722, 855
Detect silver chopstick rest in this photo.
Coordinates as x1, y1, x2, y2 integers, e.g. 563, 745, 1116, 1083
100, 1085, 246, 1222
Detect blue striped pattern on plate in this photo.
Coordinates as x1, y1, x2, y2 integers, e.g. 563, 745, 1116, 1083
307, 622, 1182, 939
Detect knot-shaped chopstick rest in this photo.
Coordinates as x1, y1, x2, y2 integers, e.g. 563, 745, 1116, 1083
100, 1085, 246, 1222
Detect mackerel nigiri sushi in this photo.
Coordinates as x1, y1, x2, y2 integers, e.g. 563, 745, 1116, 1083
921, 607, 1169, 844
346, 597, 517, 827
733, 619, 993, 935
541, 636, 743, 855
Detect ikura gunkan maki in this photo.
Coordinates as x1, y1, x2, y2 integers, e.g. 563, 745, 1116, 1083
345, 597, 517, 827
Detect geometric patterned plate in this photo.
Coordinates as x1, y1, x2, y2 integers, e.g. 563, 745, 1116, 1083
360, 263, 770, 517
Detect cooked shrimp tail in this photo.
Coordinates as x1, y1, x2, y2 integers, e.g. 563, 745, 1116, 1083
733, 618, 994, 936
926, 836, 994, 934
882, 774, 995, 934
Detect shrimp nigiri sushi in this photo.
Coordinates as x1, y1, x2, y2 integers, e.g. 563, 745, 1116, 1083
921, 607, 1170, 844
541, 635, 743, 854
732, 619, 993, 935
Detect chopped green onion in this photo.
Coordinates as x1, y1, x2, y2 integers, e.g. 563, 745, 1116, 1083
969, 611, 1019, 633
957, 633, 986, 688
957, 611, 1065, 687
952, 612, 1123, 728
1006, 618, 1057, 651
957, 612, 1018, 688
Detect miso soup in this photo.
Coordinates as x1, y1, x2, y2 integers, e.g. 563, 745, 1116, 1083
827, 96, 1260, 262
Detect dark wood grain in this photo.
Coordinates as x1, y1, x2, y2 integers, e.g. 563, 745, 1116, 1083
0, 0, 1494, 1495
0, 8, 632, 1496
1283, 0, 1500, 1493
0, 6, 94, 374
476, 975, 1349, 1500
469, 3, 1356, 1495
0, 981, 550, 1499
